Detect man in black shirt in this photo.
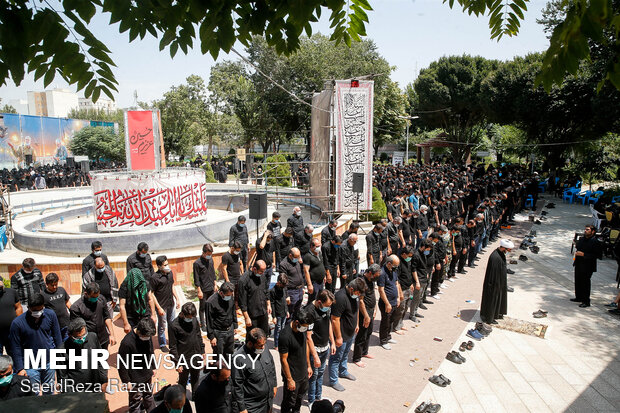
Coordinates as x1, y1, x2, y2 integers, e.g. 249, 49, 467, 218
573, 225, 603, 307
304, 238, 326, 302
229, 215, 249, 271
81, 241, 109, 275
238, 260, 271, 338
206, 282, 237, 357
219, 242, 243, 285
270, 274, 289, 349
339, 233, 359, 288
377, 255, 402, 350
340, 222, 360, 242
70, 282, 117, 350
279, 308, 313, 413
306, 290, 335, 406
280, 247, 305, 318
118, 318, 157, 413
393, 247, 414, 332
231, 328, 277, 413
411, 240, 433, 321
275, 227, 296, 270
126, 242, 155, 281
41, 272, 71, 341
10, 257, 45, 309
429, 232, 447, 298
194, 243, 217, 332
255, 230, 276, 280
320, 219, 338, 244
328, 278, 367, 392
294, 224, 314, 256
194, 365, 232, 413
287, 206, 304, 234
82, 257, 119, 315
169, 302, 205, 394
267, 211, 282, 238
0, 281, 22, 356
57, 317, 108, 392
415, 205, 430, 248
365, 224, 383, 266
0, 355, 35, 401
353, 264, 380, 366
322, 235, 342, 294
151, 255, 180, 353
119, 268, 156, 333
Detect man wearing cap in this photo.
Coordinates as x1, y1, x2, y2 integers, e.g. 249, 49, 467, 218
479, 239, 513, 324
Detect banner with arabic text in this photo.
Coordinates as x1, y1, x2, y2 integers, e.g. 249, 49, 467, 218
92, 170, 208, 231
125, 110, 158, 170
334, 80, 373, 211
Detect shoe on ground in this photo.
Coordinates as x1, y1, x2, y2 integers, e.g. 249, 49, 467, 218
507, 286, 514, 292
608, 308, 620, 315
330, 382, 346, 391
440, 284, 448, 289
437, 290, 444, 295
533, 310, 547, 318
430, 295, 441, 300
415, 402, 430, 413
457, 270, 467, 274
604, 302, 617, 308
409, 316, 419, 323
339, 372, 356, 381
419, 304, 428, 310
447, 278, 456, 283
424, 403, 441, 413
453, 350, 466, 363
467, 329, 483, 341
423, 299, 434, 304
388, 338, 397, 344
415, 313, 424, 318
579, 303, 590, 308
381, 343, 392, 350
160, 346, 169, 353
507, 269, 515, 274
446, 352, 463, 364
570, 298, 581, 302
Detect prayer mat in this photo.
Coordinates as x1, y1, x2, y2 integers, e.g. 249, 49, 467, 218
495, 316, 548, 339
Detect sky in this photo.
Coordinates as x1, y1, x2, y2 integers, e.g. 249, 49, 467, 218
0, 0, 551, 109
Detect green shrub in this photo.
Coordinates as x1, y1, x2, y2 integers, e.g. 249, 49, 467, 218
367, 187, 387, 222
202, 162, 217, 183
265, 154, 291, 187
379, 152, 388, 163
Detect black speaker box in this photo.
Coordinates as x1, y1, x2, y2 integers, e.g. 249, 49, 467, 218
66, 157, 75, 168
352, 172, 364, 193
249, 193, 267, 220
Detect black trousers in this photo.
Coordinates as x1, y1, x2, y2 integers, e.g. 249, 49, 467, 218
248, 314, 270, 338
575, 268, 594, 304
281, 376, 309, 413
127, 379, 156, 413
178, 366, 201, 395
213, 328, 235, 356
430, 263, 444, 296
353, 307, 375, 362
198, 290, 215, 328
378, 300, 395, 344
411, 281, 427, 315
448, 253, 459, 276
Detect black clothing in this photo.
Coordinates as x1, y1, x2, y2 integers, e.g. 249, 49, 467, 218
118, 278, 152, 323
194, 375, 232, 413
278, 323, 308, 381
0, 375, 36, 401
206, 293, 237, 339
82, 252, 109, 275
279, 257, 304, 289
320, 226, 336, 245
237, 271, 270, 318
480, 249, 508, 323
221, 252, 242, 284
194, 256, 217, 292
362, 276, 377, 310
118, 331, 155, 384
331, 288, 359, 341
229, 223, 249, 248
339, 242, 359, 281
267, 220, 282, 238
303, 251, 325, 284
0, 287, 19, 330
169, 317, 205, 362
294, 231, 313, 256
397, 258, 414, 289
126, 252, 155, 281
306, 303, 331, 348
574, 235, 603, 304
269, 285, 288, 318
366, 230, 382, 264
287, 214, 304, 234
42, 287, 70, 329
57, 332, 107, 388
150, 270, 175, 310
385, 221, 401, 250
69, 296, 111, 347
231, 345, 277, 413
275, 234, 295, 269
411, 250, 430, 282
255, 239, 275, 267
10, 268, 45, 305
94, 270, 112, 302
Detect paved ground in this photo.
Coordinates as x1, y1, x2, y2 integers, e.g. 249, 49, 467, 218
410, 195, 620, 413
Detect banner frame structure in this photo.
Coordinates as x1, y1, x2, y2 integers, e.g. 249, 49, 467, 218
124, 109, 162, 171
333, 80, 374, 212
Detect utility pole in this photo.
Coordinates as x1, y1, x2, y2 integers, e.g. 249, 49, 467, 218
398, 115, 419, 164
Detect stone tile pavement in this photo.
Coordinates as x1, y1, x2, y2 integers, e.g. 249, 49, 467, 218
410, 195, 620, 413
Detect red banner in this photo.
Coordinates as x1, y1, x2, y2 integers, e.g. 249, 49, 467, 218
126, 111, 156, 170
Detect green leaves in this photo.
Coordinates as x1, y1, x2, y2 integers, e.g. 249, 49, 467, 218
443, 0, 528, 40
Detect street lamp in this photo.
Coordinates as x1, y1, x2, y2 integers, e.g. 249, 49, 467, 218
398, 115, 419, 164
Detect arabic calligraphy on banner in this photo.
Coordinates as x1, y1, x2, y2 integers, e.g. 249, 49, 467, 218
92, 171, 208, 231
126, 111, 157, 170
334, 80, 374, 212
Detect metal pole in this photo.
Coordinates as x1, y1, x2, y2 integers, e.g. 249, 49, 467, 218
405, 122, 410, 164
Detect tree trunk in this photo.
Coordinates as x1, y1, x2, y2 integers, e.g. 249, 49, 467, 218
207, 134, 213, 161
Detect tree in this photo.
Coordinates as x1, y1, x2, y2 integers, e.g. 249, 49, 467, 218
1, 0, 372, 101
69, 126, 124, 161
67, 108, 123, 122
568, 135, 620, 190
0, 98, 17, 114
412, 55, 500, 162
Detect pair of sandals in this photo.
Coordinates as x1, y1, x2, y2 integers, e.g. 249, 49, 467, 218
532, 309, 548, 318
459, 341, 474, 351
415, 401, 441, 413
429, 374, 451, 387
446, 351, 466, 364
530, 246, 540, 254
519, 254, 528, 261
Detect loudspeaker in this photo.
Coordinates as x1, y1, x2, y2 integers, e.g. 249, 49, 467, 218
249, 193, 267, 220
25, 154, 33, 165
80, 160, 90, 172
352, 172, 364, 193
66, 157, 75, 168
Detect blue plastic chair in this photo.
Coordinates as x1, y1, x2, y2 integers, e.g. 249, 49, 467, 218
525, 195, 534, 208
576, 190, 591, 205
575, 181, 582, 189
587, 191, 603, 204
538, 179, 548, 193
612, 195, 620, 203
563, 189, 577, 204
